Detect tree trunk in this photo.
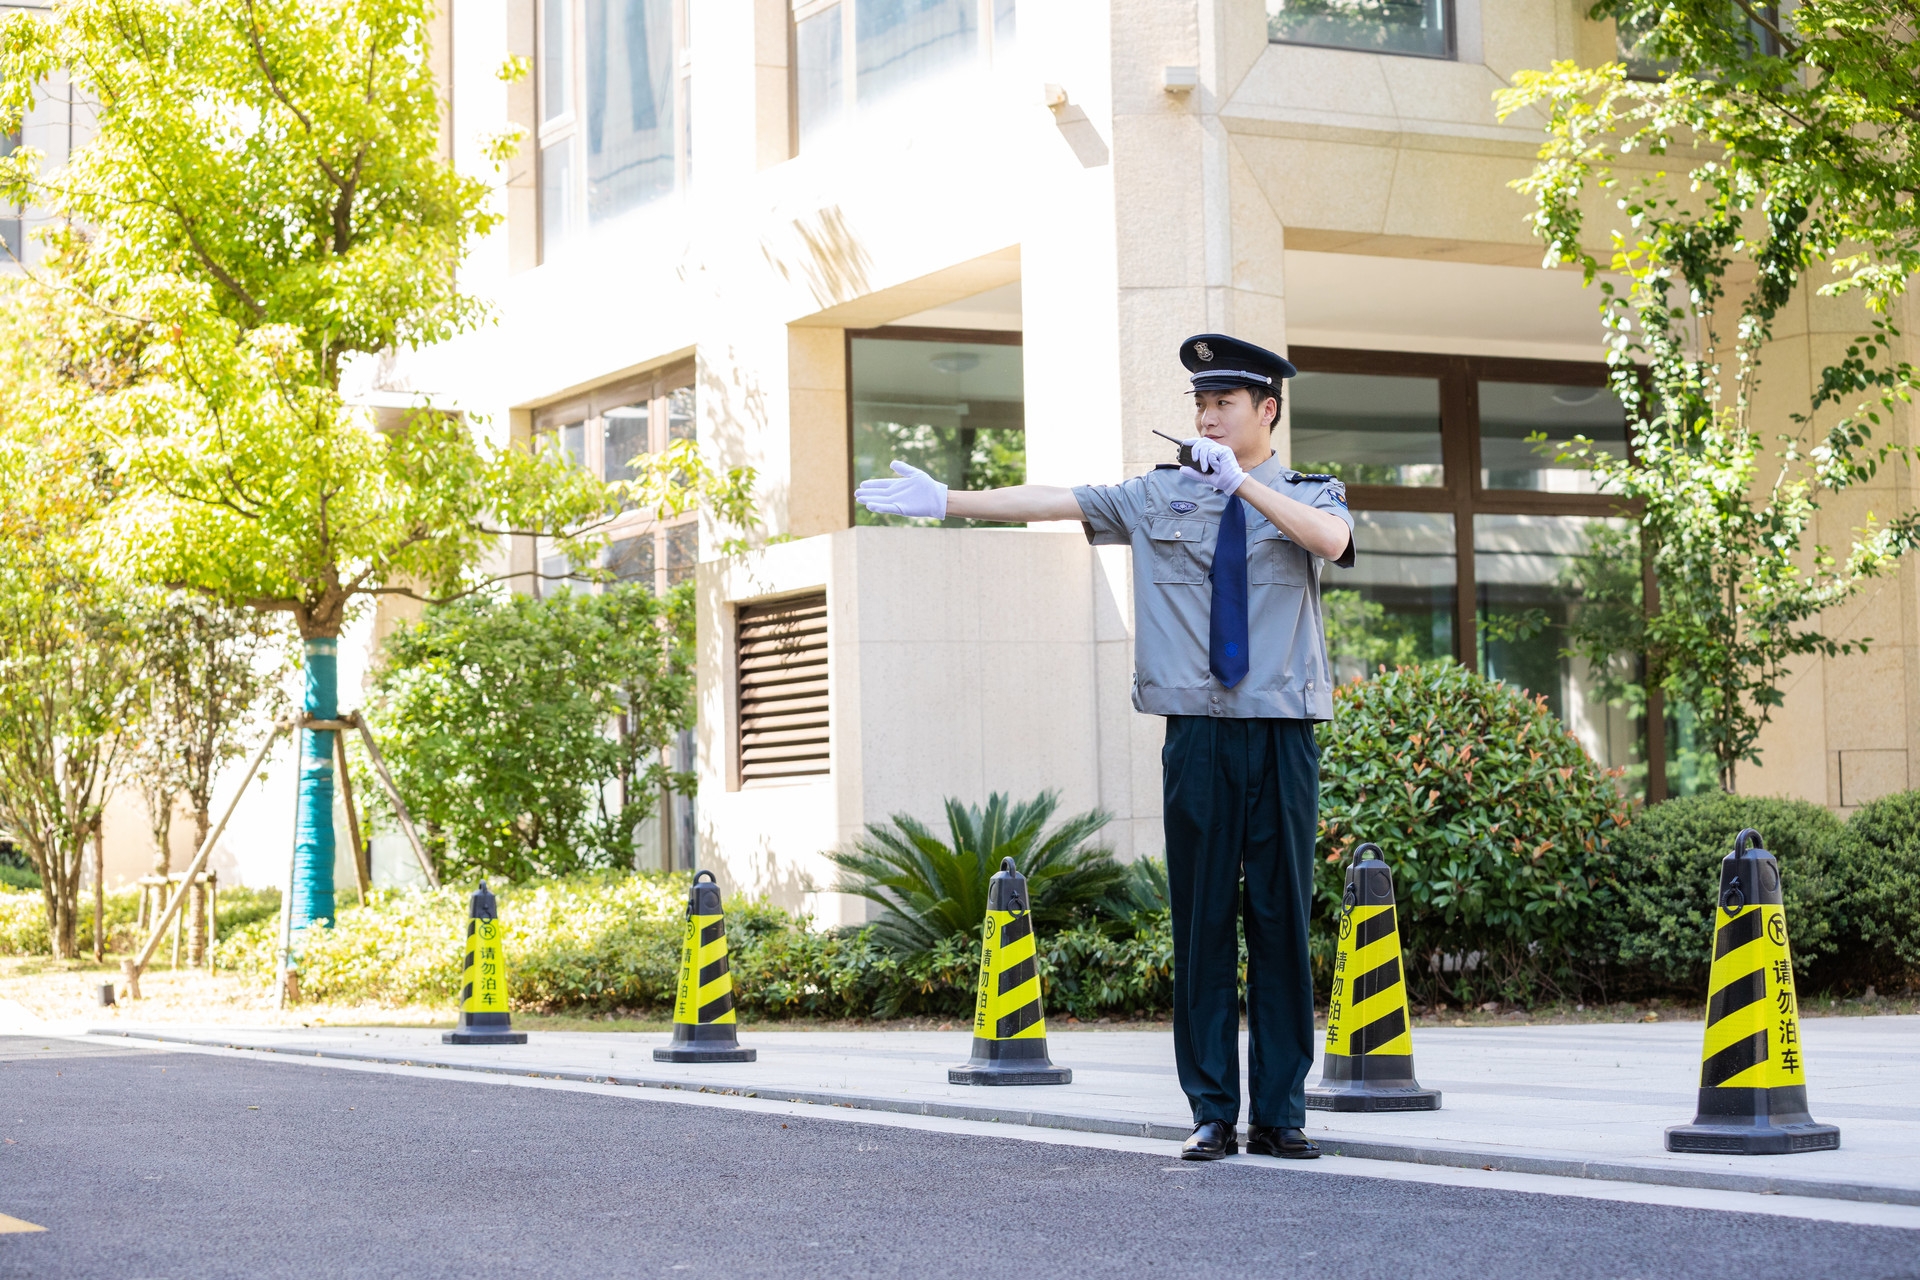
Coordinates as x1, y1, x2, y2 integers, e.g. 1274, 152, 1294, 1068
291, 636, 340, 933
92, 828, 104, 963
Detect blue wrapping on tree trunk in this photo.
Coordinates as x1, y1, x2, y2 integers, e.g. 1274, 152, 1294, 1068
292, 637, 338, 931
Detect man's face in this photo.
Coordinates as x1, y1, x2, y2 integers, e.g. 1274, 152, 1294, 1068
1193, 386, 1273, 460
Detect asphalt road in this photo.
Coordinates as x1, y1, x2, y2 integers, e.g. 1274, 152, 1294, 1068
0, 1035, 1914, 1280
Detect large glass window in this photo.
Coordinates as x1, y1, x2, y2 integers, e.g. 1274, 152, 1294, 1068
1473, 514, 1645, 781
1267, 0, 1453, 59
536, 0, 692, 260
1298, 347, 1677, 799
856, 0, 976, 103
849, 331, 1024, 529
533, 365, 697, 597
1291, 370, 1444, 487
795, 6, 845, 150
1324, 512, 1456, 684
791, 0, 1014, 153
1478, 380, 1627, 493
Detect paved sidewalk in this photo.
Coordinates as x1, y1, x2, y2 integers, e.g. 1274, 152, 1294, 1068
72, 1013, 1920, 1207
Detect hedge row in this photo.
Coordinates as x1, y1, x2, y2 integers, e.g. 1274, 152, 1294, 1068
208, 874, 1176, 1020
0, 885, 280, 957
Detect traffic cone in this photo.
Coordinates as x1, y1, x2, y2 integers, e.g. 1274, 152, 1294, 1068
1306, 843, 1440, 1112
654, 870, 756, 1063
1666, 828, 1840, 1154
442, 882, 527, 1045
948, 858, 1071, 1085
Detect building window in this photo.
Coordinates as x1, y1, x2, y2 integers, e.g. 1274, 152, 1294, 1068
1295, 347, 1684, 799
1266, 0, 1453, 60
533, 362, 698, 597
736, 592, 830, 784
538, 0, 693, 260
848, 328, 1024, 528
791, 0, 1016, 152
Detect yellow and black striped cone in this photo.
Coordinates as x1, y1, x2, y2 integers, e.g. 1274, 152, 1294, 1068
443, 881, 528, 1045
1306, 843, 1439, 1112
949, 857, 1071, 1086
1666, 828, 1839, 1155
654, 869, 756, 1063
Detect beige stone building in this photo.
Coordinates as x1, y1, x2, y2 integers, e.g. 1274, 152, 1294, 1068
379, 0, 1920, 908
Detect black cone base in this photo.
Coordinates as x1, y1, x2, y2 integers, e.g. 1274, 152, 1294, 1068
443, 1012, 525, 1045
948, 1063, 1072, 1085
1666, 1086, 1839, 1154
1305, 1082, 1441, 1112
1307, 1052, 1440, 1111
654, 1045, 757, 1062
654, 1022, 755, 1062
442, 1030, 528, 1045
948, 1036, 1071, 1086
1665, 1121, 1840, 1155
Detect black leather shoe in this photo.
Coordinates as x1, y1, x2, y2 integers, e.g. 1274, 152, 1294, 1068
1246, 1125, 1320, 1159
1180, 1120, 1238, 1161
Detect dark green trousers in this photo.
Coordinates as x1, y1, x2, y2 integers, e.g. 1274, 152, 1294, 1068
1162, 715, 1319, 1128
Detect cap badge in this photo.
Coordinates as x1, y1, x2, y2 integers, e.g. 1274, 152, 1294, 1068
1194, 341, 1213, 361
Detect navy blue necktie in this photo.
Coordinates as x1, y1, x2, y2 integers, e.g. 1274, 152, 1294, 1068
1209, 496, 1250, 688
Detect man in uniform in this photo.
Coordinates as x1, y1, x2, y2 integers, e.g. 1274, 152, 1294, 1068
855, 334, 1354, 1162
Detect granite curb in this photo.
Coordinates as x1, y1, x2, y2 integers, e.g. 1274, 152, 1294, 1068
82, 1026, 1919, 1209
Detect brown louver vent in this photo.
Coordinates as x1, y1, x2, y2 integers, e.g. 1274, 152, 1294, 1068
736, 592, 829, 782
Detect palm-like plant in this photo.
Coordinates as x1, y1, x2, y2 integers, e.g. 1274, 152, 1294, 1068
828, 791, 1124, 954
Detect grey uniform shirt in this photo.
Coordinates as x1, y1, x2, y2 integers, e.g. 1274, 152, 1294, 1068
1073, 453, 1356, 721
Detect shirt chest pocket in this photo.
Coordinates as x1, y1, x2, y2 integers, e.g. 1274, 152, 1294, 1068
1147, 519, 1209, 584
1249, 527, 1310, 586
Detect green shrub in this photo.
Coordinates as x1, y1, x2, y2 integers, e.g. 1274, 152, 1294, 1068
363, 585, 695, 882
1830, 790, 1920, 989
0, 886, 48, 955
210, 870, 1174, 1020
1316, 661, 1635, 1005
1599, 793, 1846, 996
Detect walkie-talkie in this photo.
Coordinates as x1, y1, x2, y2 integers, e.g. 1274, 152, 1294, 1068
1152, 428, 1198, 469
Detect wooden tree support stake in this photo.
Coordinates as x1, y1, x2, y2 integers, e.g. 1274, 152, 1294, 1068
126, 722, 290, 993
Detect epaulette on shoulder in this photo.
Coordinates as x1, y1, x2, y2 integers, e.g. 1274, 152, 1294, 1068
1287, 472, 1336, 483
1153, 463, 1182, 471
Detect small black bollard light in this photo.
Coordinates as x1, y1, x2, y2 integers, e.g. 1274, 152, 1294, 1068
97, 982, 116, 1007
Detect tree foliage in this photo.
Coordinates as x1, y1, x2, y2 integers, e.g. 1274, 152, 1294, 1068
1498, 0, 1920, 788
0, 283, 141, 958
129, 595, 291, 874
0, 0, 617, 639
363, 583, 696, 882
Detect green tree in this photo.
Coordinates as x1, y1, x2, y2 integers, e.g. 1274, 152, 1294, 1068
0, 322, 142, 959
0, 0, 617, 933
364, 583, 696, 882
129, 596, 291, 877
1498, 0, 1920, 790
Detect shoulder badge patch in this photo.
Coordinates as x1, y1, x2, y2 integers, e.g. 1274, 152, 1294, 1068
1285, 471, 1347, 504
1169, 500, 1198, 514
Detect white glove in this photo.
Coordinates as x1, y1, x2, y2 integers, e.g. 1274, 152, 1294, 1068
1179, 437, 1247, 495
854, 460, 949, 519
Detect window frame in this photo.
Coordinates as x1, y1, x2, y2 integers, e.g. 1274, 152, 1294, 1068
536, 0, 694, 262
1292, 345, 1667, 798
531, 358, 699, 597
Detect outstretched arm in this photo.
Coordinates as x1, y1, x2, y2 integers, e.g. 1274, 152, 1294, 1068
855, 462, 1084, 523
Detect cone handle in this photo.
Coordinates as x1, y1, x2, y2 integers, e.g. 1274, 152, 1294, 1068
1731, 828, 1764, 856
1352, 842, 1383, 863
